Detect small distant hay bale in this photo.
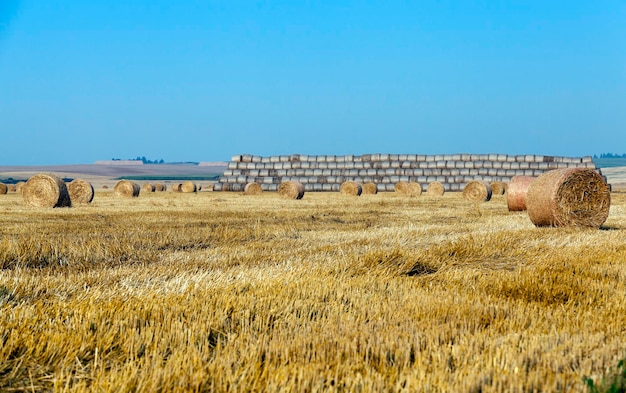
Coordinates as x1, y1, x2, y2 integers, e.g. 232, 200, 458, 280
22, 173, 72, 208
172, 183, 182, 192
114, 180, 140, 198
7, 184, 16, 193
180, 181, 197, 193
0, 183, 7, 194
340, 181, 362, 196
278, 181, 305, 200
244, 182, 263, 195
15, 181, 26, 193
142, 183, 156, 193
154, 183, 166, 192
526, 168, 610, 228
506, 176, 536, 211
463, 181, 492, 202
102, 185, 109, 190
490, 181, 507, 195
362, 182, 378, 195
426, 181, 445, 196
67, 179, 94, 204
394, 181, 409, 194
407, 182, 422, 196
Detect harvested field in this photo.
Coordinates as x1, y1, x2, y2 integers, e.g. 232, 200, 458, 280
0, 190, 625, 392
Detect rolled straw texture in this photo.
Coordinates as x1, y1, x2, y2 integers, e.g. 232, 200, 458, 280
506, 176, 536, 211
0, 183, 7, 194
244, 182, 263, 195
154, 183, 166, 192
7, 184, 16, 193
362, 182, 378, 195
16, 181, 25, 193
463, 181, 492, 202
114, 180, 140, 198
142, 183, 156, 193
407, 182, 422, 196
340, 181, 362, 196
426, 181, 445, 196
67, 179, 94, 204
22, 173, 72, 208
278, 181, 305, 200
172, 183, 182, 192
394, 181, 409, 194
490, 181, 506, 195
181, 181, 197, 193
526, 168, 610, 228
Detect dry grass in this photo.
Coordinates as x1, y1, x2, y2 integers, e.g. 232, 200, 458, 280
1, 190, 625, 392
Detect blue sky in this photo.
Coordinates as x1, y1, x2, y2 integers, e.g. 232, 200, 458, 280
0, 1, 624, 165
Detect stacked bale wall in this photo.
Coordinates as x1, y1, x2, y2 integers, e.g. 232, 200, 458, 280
213, 154, 600, 192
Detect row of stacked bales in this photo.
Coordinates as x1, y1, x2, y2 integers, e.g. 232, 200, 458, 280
214, 153, 599, 192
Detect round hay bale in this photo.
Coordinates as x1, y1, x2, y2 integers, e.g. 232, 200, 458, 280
362, 182, 378, 195
490, 181, 507, 195
7, 184, 16, 193
180, 181, 197, 193
244, 182, 263, 195
394, 181, 409, 194
67, 179, 94, 204
526, 168, 610, 228
407, 182, 422, 196
506, 176, 536, 211
15, 181, 26, 193
102, 185, 109, 190
278, 181, 305, 200
172, 183, 182, 192
0, 183, 7, 194
340, 181, 362, 196
22, 173, 72, 208
114, 180, 140, 198
142, 183, 156, 193
463, 181, 492, 202
154, 183, 166, 192
426, 181, 445, 196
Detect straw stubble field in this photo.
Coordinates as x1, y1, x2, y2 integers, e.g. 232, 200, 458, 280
1, 190, 625, 392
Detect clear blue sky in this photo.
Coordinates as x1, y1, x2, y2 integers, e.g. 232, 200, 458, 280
1, 1, 624, 165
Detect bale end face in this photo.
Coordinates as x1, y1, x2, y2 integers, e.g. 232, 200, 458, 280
278, 181, 305, 200
68, 179, 95, 204
526, 168, 610, 228
114, 180, 140, 198
426, 182, 445, 196
23, 173, 72, 208
244, 182, 263, 195
362, 182, 378, 195
340, 181, 362, 196
463, 181, 492, 202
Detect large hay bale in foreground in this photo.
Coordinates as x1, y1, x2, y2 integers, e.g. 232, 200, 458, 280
67, 179, 94, 204
407, 182, 422, 196
507, 176, 536, 211
22, 173, 72, 208
0, 183, 7, 194
142, 183, 156, 193
244, 182, 263, 195
278, 181, 305, 200
114, 180, 140, 198
394, 181, 409, 194
181, 181, 197, 193
426, 181, 445, 196
463, 181, 492, 202
340, 181, 362, 196
362, 182, 378, 195
526, 168, 610, 228
491, 181, 507, 195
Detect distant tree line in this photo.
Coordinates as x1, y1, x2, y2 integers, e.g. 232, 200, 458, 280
111, 156, 165, 164
594, 153, 626, 158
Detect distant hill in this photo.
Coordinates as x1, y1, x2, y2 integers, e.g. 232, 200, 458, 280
593, 158, 626, 168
